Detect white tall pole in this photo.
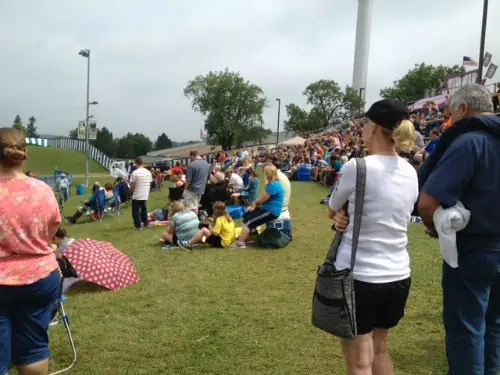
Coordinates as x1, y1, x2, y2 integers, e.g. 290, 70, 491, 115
352, 0, 373, 105
85, 51, 90, 187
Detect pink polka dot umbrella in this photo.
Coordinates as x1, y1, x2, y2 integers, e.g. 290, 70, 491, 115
64, 238, 140, 291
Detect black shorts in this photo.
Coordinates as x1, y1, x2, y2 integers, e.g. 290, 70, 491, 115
242, 209, 278, 230
354, 277, 411, 335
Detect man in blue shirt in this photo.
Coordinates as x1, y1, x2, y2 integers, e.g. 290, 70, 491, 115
425, 128, 440, 154
418, 84, 500, 375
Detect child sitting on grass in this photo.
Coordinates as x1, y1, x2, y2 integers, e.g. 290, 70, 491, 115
178, 201, 235, 250
160, 201, 199, 248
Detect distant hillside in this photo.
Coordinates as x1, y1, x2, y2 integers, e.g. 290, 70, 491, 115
26, 146, 108, 175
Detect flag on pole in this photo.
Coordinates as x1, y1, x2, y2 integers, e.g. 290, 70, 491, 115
463, 56, 478, 66
483, 52, 492, 67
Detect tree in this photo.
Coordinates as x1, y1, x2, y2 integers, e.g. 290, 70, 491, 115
90, 127, 116, 157
26, 116, 39, 138
69, 128, 78, 139
284, 80, 364, 134
116, 133, 152, 158
154, 133, 173, 150
379, 63, 466, 104
12, 115, 26, 135
184, 68, 271, 149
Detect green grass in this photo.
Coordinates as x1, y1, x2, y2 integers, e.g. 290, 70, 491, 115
48, 180, 447, 375
27, 146, 107, 176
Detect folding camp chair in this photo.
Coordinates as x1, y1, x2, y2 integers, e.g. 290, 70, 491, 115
96, 189, 121, 222
49, 295, 77, 375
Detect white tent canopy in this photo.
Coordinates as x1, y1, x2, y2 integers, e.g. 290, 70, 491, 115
280, 136, 306, 146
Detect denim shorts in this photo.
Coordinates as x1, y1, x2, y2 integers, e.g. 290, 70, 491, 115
0, 270, 61, 373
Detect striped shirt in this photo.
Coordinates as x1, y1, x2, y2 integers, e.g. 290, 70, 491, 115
171, 211, 200, 241
130, 167, 152, 200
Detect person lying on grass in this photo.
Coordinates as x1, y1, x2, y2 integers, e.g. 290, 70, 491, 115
232, 164, 284, 249
160, 201, 199, 247
178, 201, 235, 250
148, 206, 169, 222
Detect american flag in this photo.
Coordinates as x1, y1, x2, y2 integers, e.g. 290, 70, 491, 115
463, 56, 478, 66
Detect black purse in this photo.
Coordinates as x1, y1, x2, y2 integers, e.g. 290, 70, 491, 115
312, 158, 366, 339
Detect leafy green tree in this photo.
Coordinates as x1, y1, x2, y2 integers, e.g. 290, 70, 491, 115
116, 133, 152, 158
69, 128, 78, 139
283, 103, 310, 134
284, 80, 364, 134
380, 63, 466, 104
90, 127, 116, 156
154, 133, 173, 150
184, 68, 270, 149
12, 115, 27, 135
26, 116, 39, 138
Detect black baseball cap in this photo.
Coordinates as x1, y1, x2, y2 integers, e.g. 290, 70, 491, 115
365, 99, 410, 131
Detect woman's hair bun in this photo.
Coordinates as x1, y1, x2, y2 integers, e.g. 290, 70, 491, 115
3, 146, 28, 163
0, 127, 28, 167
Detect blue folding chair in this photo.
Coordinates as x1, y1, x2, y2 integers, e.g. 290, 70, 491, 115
95, 189, 121, 221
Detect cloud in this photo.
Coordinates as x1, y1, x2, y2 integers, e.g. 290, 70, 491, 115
0, 0, 498, 141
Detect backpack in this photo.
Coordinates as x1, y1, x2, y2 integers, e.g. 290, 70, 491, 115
256, 228, 290, 249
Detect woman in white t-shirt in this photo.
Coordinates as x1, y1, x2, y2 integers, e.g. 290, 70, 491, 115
328, 99, 418, 375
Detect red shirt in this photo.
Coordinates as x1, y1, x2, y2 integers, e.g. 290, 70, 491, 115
171, 166, 183, 175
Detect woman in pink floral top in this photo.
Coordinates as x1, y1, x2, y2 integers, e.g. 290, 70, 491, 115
0, 128, 62, 375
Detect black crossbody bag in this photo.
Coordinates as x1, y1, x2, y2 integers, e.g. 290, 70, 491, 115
312, 158, 366, 339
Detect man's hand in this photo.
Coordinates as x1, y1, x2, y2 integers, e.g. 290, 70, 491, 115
333, 209, 349, 232
425, 227, 439, 239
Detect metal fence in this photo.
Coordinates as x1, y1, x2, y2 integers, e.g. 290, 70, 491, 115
25, 138, 114, 170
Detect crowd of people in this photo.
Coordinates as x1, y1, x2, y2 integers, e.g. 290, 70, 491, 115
1, 83, 500, 375
145, 149, 292, 250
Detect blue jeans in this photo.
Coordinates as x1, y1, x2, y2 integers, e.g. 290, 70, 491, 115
0, 270, 61, 374
443, 251, 500, 375
131, 199, 149, 229
59, 188, 68, 204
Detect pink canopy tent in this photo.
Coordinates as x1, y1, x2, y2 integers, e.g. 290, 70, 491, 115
280, 136, 306, 146
409, 94, 450, 112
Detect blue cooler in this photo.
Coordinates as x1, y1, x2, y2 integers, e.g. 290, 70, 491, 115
267, 218, 292, 240
297, 167, 312, 181
76, 185, 87, 196
227, 205, 246, 220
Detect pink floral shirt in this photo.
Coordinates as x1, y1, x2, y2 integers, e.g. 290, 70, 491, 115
0, 177, 61, 285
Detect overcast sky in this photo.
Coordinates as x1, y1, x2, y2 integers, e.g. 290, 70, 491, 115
1, 0, 499, 141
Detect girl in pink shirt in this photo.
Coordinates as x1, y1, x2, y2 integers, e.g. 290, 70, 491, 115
0, 128, 61, 375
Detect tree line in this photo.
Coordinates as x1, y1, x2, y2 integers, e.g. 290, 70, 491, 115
183, 62, 462, 144
12, 115, 39, 137
11, 62, 463, 157
67, 128, 198, 159
11, 115, 197, 159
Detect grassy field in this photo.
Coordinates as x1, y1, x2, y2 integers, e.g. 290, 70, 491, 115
46, 178, 448, 375
26, 146, 107, 176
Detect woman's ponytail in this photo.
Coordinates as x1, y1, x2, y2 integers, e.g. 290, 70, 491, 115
392, 119, 415, 153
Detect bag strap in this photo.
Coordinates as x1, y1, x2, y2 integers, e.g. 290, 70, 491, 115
325, 158, 367, 267
349, 157, 366, 269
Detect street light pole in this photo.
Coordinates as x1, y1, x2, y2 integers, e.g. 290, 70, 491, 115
276, 98, 281, 145
79, 49, 91, 187
85, 51, 90, 187
477, 0, 489, 84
